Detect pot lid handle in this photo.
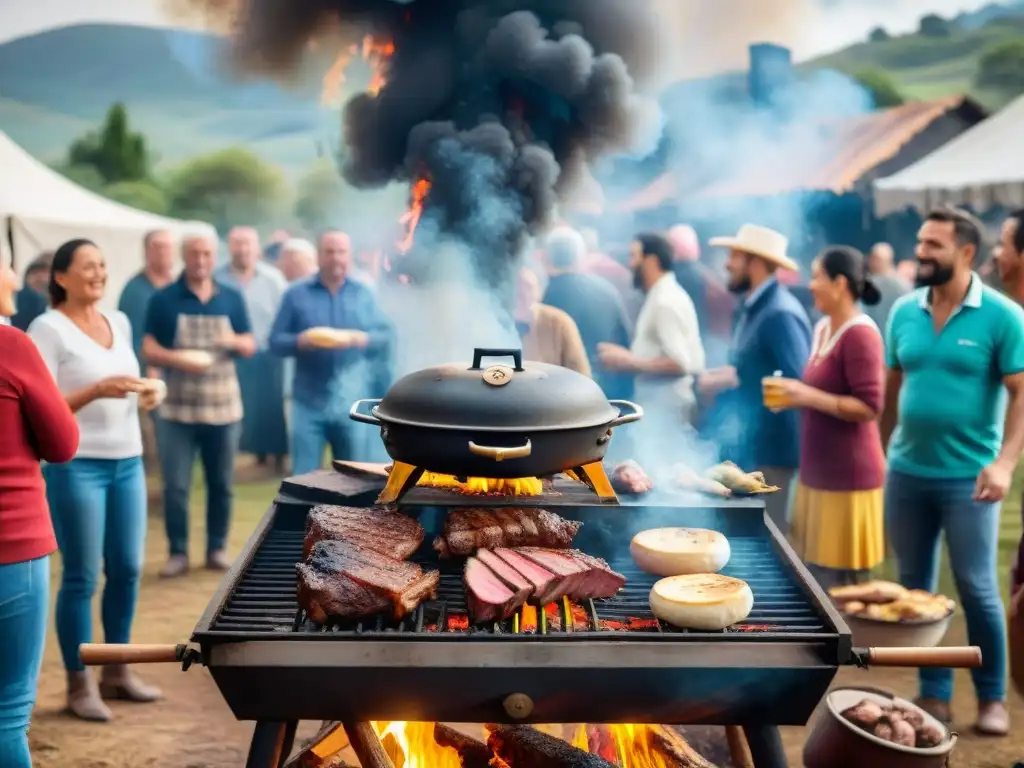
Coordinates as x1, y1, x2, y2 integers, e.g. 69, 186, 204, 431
471, 348, 524, 372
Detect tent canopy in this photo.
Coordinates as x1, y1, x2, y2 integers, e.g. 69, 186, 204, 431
874, 94, 1024, 216
0, 130, 215, 309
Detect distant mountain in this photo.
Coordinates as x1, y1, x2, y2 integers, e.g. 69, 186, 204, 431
0, 23, 342, 172
953, 1, 1024, 30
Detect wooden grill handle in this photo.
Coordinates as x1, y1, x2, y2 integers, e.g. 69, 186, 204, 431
79, 643, 187, 666
864, 646, 982, 668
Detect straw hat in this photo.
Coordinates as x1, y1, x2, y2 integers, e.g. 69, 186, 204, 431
709, 224, 798, 272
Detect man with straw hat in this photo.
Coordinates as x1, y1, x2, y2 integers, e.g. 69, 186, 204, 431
697, 224, 811, 529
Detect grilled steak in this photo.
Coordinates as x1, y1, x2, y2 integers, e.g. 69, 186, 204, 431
434, 507, 582, 557
487, 725, 616, 768
492, 548, 558, 601
303, 504, 424, 559
297, 540, 439, 621
465, 557, 530, 623
515, 548, 626, 604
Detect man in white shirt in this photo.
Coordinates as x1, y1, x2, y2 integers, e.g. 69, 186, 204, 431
598, 232, 706, 447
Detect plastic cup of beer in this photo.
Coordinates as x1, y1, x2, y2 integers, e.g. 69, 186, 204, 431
762, 370, 789, 413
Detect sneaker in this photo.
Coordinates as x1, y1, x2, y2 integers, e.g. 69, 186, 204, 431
159, 554, 189, 579
913, 697, 952, 725
975, 700, 1010, 736
206, 549, 231, 571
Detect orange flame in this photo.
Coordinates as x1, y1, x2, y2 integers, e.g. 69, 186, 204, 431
354, 722, 701, 767
319, 34, 395, 105
397, 178, 432, 253
417, 470, 543, 496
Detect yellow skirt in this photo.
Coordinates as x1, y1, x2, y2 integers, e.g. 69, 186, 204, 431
789, 482, 885, 571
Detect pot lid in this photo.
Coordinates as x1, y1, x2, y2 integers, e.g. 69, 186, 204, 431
374, 347, 620, 431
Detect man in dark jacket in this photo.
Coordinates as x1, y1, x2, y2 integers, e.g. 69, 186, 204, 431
697, 224, 811, 529
541, 226, 634, 401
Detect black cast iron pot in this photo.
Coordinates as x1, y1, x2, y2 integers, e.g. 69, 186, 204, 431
349, 347, 643, 478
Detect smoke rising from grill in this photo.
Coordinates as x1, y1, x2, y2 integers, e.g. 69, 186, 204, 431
183, 0, 664, 293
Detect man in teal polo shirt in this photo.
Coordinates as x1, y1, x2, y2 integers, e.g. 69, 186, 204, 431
882, 207, 1024, 736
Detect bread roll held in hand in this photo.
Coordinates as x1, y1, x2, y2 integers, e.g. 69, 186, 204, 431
630, 527, 730, 576
649, 573, 753, 630
138, 379, 167, 411
303, 327, 368, 349
175, 349, 216, 371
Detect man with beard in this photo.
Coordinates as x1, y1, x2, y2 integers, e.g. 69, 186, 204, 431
597, 233, 705, 462
881, 207, 1024, 735
696, 224, 811, 529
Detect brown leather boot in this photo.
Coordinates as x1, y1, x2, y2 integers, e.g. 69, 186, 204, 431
100, 664, 163, 703
67, 670, 113, 722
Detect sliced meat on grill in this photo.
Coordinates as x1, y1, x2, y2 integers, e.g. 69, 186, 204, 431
296, 540, 439, 621
477, 549, 535, 600
465, 556, 530, 623
491, 548, 558, 602
515, 548, 627, 603
303, 504, 424, 560
487, 725, 616, 768
433, 507, 582, 557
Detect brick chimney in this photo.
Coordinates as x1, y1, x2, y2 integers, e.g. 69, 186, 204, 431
748, 43, 794, 108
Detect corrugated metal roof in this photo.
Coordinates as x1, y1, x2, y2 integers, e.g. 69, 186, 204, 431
617, 96, 977, 211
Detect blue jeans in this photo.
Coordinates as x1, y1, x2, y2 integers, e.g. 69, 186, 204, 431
885, 469, 1006, 702
44, 457, 147, 672
0, 557, 49, 768
159, 420, 241, 557
291, 400, 354, 475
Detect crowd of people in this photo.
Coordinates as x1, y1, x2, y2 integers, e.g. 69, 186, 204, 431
2, 204, 1024, 766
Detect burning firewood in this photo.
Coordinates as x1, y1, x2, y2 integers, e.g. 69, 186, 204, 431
433, 723, 494, 768
486, 724, 616, 767
650, 725, 719, 768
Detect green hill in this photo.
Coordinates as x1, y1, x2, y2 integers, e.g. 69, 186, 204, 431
806, 14, 1024, 109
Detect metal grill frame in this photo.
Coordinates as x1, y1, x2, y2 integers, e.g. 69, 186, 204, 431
192, 496, 851, 726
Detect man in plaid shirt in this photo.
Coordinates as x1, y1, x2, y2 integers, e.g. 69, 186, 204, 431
142, 232, 255, 578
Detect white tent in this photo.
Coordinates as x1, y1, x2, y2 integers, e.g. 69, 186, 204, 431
0, 130, 215, 309
875, 94, 1024, 216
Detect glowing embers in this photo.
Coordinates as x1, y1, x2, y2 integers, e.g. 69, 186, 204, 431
417, 470, 543, 497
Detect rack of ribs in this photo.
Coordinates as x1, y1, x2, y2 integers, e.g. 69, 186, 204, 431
303, 504, 424, 559
297, 540, 439, 622
433, 508, 582, 558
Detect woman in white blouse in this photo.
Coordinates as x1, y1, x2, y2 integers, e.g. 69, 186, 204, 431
28, 239, 162, 723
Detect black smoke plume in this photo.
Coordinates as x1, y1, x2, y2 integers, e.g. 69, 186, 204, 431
184, 0, 663, 291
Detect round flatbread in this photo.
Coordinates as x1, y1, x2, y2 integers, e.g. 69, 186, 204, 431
630, 527, 731, 576
176, 350, 216, 369
649, 573, 754, 630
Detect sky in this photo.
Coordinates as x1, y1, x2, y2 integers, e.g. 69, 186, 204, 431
0, 0, 1001, 59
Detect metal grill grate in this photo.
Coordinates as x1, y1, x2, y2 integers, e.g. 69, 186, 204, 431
207, 526, 827, 640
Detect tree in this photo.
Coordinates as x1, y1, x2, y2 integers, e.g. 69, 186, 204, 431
104, 181, 169, 215
868, 27, 890, 43
54, 163, 107, 192
294, 158, 346, 231
852, 68, 905, 108
67, 103, 151, 184
918, 13, 951, 38
165, 147, 286, 231
975, 39, 1024, 91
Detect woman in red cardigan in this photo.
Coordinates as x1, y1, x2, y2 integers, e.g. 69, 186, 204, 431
769, 246, 887, 589
0, 262, 79, 768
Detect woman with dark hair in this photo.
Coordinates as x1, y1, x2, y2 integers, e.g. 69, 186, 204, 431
768, 246, 887, 588
27, 239, 162, 723
0, 261, 79, 767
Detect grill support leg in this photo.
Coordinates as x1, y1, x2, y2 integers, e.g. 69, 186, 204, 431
246, 721, 297, 768
741, 725, 788, 768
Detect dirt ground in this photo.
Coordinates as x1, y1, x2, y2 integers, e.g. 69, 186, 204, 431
26, 467, 1024, 768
